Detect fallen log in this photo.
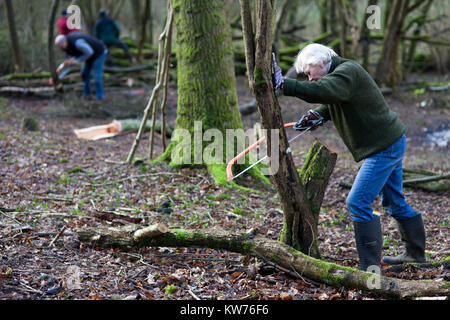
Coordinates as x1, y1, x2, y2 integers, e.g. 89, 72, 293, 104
77, 224, 449, 299
340, 170, 450, 192
103, 64, 154, 74
239, 98, 257, 115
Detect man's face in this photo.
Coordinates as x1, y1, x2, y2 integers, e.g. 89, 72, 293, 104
57, 40, 68, 50
305, 62, 328, 81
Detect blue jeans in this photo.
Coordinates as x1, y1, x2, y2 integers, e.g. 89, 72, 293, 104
346, 134, 417, 222
81, 52, 106, 100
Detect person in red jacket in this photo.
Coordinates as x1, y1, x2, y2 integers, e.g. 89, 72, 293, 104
57, 9, 80, 36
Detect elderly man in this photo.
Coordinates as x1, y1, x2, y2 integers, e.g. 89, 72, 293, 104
273, 43, 426, 272
55, 32, 107, 100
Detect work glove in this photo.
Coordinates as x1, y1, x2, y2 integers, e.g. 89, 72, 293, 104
294, 110, 324, 131
272, 54, 285, 93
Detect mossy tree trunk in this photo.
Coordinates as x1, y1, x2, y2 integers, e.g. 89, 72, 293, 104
77, 224, 450, 299
158, 0, 245, 185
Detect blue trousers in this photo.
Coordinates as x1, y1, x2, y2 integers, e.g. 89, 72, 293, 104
346, 134, 418, 222
81, 53, 106, 100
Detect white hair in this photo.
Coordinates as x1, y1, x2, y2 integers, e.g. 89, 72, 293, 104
55, 35, 67, 46
294, 43, 338, 74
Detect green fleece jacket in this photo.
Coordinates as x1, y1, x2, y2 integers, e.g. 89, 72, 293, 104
283, 56, 405, 162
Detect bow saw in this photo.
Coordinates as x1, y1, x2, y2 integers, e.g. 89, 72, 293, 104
226, 117, 323, 181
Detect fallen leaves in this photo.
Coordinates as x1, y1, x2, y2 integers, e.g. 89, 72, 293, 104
0, 93, 448, 301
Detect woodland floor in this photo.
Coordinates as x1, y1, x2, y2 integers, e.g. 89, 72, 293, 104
0, 73, 448, 301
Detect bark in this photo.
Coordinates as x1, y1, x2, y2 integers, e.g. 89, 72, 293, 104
375, 0, 411, 86
77, 224, 450, 299
405, 0, 434, 70
157, 0, 244, 185
137, 0, 151, 64
295, 141, 337, 247
126, 0, 173, 164
4, 0, 25, 73
149, 1, 173, 159
314, 0, 329, 33
48, 0, 61, 91
273, 0, 295, 50
239, 0, 336, 257
360, 0, 379, 70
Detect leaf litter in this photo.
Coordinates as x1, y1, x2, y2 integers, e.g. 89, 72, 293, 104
0, 83, 448, 300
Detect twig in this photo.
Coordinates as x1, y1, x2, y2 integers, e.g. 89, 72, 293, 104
48, 226, 67, 247
251, 250, 301, 280
87, 172, 188, 186
187, 287, 201, 300
104, 159, 127, 165
0, 209, 27, 226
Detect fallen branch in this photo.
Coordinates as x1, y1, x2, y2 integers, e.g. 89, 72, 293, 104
77, 225, 450, 299
91, 210, 143, 224
86, 172, 187, 187
340, 171, 450, 191
48, 226, 67, 247
403, 173, 450, 185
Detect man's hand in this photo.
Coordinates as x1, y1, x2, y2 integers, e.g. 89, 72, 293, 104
272, 54, 284, 92
294, 110, 324, 131
66, 58, 80, 66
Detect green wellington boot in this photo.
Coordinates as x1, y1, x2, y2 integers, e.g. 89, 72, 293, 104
353, 216, 383, 272
382, 214, 426, 265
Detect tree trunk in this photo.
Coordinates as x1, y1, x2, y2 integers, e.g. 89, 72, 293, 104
239, 0, 337, 257
4, 0, 25, 73
290, 141, 337, 254
137, 0, 151, 63
48, 0, 61, 91
157, 0, 244, 185
77, 224, 450, 299
361, 0, 379, 70
314, 0, 329, 33
375, 0, 410, 86
405, 0, 434, 70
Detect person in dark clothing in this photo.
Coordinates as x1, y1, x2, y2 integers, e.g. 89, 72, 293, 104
272, 43, 426, 273
55, 32, 107, 100
94, 9, 133, 66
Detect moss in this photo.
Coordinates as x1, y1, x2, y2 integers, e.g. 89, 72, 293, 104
111, 58, 132, 67
175, 229, 194, 241
205, 163, 226, 185
287, 246, 372, 288
155, 0, 270, 191
1, 72, 50, 80
253, 67, 267, 89
22, 117, 39, 132
299, 142, 327, 183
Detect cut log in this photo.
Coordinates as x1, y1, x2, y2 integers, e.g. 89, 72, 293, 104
77, 225, 450, 299
133, 223, 168, 242
74, 119, 172, 141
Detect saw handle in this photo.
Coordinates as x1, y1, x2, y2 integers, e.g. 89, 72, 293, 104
293, 110, 324, 131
